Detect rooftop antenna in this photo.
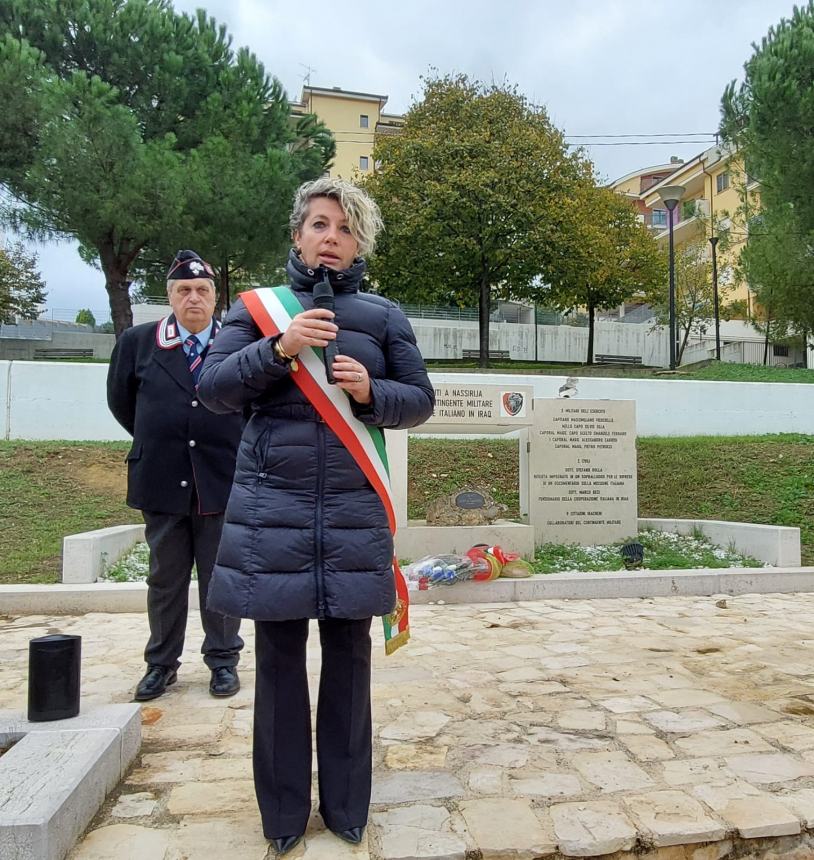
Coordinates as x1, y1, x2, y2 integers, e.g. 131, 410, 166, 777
299, 63, 317, 88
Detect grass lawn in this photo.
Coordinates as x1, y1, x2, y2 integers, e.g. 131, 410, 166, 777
426, 359, 814, 384
0, 441, 138, 584
2, 434, 813, 584
409, 434, 814, 566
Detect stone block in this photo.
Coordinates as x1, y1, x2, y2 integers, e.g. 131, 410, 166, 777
379, 711, 450, 741
639, 517, 801, 567
62, 524, 145, 584
725, 752, 814, 784
370, 804, 470, 860
0, 703, 142, 772
705, 701, 784, 725
643, 709, 726, 734
165, 814, 271, 858
623, 790, 726, 847
549, 800, 637, 856
166, 780, 256, 816
0, 704, 141, 860
371, 771, 464, 805
692, 779, 800, 838
620, 734, 675, 762
572, 751, 654, 793
70, 823, 170, 859
509, 773, 582, 799
674, 728, 774, 758
111, 792, 157, 819
458, 798, 556, 858
384, 744, 448, 770
0, 729, 120, 860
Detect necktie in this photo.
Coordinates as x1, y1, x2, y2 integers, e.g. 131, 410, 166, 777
185, 335, 203, 386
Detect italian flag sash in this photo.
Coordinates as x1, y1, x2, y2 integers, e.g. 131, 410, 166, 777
241, 287, 410, 655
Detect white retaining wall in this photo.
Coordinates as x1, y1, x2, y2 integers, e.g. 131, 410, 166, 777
413, 318, 669, 365
1, 360, 813, 440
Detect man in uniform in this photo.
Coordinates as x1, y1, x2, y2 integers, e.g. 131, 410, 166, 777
107, 250, 243, 701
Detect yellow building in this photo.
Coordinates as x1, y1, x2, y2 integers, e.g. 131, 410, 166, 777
637, 145, 759, 315
290, 85, 404, 179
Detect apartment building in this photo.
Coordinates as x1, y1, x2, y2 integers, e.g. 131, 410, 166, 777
612, 145, 758, 314
290, 85, 404, 179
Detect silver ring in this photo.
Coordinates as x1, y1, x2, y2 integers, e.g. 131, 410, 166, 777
356, 373, 363, 383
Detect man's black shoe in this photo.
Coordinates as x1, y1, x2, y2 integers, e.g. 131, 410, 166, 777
271, 834, 303, 855
333, 827, 364, 844
209, 666, 240, 697
134, 665, 177, 702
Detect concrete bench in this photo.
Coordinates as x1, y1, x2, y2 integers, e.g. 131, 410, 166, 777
595, 353, 643, 366
0, 705, 141, 860
33, 348, 94, 359
461, 349, 511, 361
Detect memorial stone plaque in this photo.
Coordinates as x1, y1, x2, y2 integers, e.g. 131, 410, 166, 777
429, 384, 533, 427
529, 399, 637, 545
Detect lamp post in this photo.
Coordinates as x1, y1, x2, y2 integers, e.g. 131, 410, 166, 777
657, 185, 686, 370
709, 236, 721, 361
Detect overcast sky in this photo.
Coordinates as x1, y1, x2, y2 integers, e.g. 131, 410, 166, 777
24, 0, 796, 320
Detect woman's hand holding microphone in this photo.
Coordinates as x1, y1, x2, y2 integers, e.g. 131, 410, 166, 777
277, 309, 371, 405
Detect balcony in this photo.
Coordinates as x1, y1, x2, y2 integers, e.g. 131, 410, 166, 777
653, 198, 709, 243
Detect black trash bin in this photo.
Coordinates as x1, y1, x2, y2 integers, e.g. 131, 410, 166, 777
28, 634, 81, 721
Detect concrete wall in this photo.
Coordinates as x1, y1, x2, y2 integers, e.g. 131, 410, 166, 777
414, 318, 667, 365
2, 361, 129, 441
0, 331, 116, 361
2, 360, 814, 440
132, 302, 668, 365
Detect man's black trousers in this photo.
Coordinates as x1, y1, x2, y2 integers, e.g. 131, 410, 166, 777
252, 617, 372, 839
142, 510, 243, 670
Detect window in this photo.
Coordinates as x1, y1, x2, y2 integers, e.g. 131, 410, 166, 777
773, 344, 789, 357
360, 114, 369, 128
651, 208, 667, 228
359, 156, 369, 171
716, 172, 730, 193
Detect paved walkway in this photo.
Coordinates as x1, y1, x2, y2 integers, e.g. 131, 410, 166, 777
5, 594, 814, 859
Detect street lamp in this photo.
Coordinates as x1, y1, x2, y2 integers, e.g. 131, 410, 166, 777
657, 184, 686, 370
709, 236, 721, 361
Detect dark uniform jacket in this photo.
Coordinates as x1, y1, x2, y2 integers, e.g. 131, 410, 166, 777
107, 314, 242, 515
197, 252, 435, 621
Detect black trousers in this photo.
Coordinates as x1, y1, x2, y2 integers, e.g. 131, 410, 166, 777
253, 617, 372, 838
142, 510, 243, 670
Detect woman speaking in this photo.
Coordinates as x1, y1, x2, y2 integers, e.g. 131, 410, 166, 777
197, 177, 434, 854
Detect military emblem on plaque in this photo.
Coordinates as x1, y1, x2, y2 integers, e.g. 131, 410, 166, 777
500, 391, 525, 418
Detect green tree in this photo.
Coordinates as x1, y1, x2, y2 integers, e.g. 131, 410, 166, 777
721, 2, 814, 335
738, 205, 814, 343
543, 183, 665, 364
644, 219, 733, 365
0, 241, 46, 323
0, 0, 333, 336
75, 308, 96, 327
364, 74, 586, 366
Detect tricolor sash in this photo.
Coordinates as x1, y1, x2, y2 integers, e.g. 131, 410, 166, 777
241, 287, 410, 655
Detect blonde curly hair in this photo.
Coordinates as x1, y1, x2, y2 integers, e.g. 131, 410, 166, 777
290, 176, 383, 257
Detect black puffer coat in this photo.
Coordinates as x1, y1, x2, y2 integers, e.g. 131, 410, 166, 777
197, 252, 434, 621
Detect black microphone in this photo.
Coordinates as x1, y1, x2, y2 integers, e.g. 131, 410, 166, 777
312, 273, 338, 384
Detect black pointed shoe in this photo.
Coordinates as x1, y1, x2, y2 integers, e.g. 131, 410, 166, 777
333, 827, 364, 844
271, 834, 303, 855
134, 665, 177, 702
209, 666, 240, 697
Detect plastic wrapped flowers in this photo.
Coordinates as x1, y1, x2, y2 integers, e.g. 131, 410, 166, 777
403, 544, 533, 591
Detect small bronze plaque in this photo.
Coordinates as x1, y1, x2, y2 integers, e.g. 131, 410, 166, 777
455, 491, 486, 510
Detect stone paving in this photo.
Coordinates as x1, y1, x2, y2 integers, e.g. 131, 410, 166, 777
5, 594, 814, 858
